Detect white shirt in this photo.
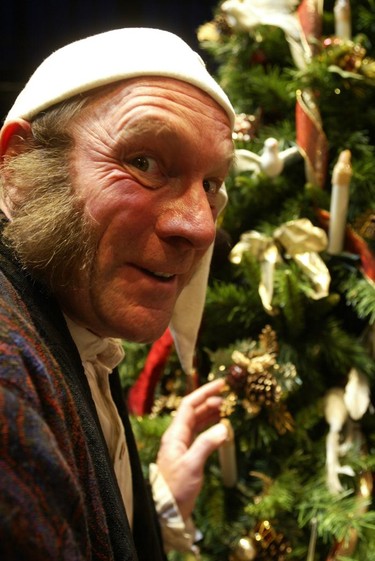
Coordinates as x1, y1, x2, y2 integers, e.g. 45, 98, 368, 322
65, 316, 199, 554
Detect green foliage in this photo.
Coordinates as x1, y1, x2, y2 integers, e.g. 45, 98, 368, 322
244, 470, 297, 519
118, 341, 150, 389
273, 267, 308, 338
195, 470, 227, 543
223, 170, 306, 239
203, 277, 267, 350
339, 269, 375, 325
195, 1, 375, 557
130, 414, 171, 470
297, 481, 375, 545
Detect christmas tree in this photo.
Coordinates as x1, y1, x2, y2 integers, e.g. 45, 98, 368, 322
120, 0, 375, 559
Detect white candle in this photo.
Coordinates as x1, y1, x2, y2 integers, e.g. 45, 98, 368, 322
334, 0, 352, 40
328, 150, 352, 254
218, 418, 237, 487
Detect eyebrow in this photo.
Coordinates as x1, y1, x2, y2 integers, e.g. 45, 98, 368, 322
118, 118, 176, 143
119, 117, 235, 172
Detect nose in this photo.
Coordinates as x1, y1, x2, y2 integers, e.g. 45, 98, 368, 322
156, 182, 217, 251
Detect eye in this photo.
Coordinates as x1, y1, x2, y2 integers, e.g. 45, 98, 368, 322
124, 154, 166, 188
203, 178, 220, 195
129, 155, 158, 173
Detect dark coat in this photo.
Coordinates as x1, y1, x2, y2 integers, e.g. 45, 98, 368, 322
0, 213, 166, 561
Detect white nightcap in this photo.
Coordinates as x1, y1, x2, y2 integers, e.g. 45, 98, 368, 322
5, 27, 235, 127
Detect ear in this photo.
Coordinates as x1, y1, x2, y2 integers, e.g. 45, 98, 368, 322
0, 119, 33, 158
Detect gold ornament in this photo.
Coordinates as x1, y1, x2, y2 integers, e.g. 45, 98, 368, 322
253, 520, 292, 560
229, 520, 292, 561
258, 324, 278, 354
150, 393, 182, 417
230, 218, 331, 314
197, 21, 221, 43
214, 14, 233, 36
221, 390, 238, 417
229, 536, 257, 561
267, 402, 295, 435
355, 210, 375, 244
321, 38, 366, 72
246, 370, 281, 407
197, 14, 232, 44
220, 326, 295, 434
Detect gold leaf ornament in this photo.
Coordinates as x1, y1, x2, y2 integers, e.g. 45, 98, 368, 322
230, 218, 331, 314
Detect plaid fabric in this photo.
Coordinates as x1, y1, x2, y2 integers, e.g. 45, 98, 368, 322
0, 214, 165, 561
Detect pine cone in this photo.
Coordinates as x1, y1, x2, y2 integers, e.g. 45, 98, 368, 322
246, 371, 281, 407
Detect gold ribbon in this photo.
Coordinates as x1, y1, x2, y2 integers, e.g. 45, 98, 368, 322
230, 218, 331, 314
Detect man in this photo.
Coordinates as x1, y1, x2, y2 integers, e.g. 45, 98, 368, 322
0, 27, 234, 560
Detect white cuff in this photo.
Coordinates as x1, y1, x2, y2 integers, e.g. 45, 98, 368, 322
149, 463, 202, 555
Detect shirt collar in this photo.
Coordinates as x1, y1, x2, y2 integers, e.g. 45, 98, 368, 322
64, 314, 125, 372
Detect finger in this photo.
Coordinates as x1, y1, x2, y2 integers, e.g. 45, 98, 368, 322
160, 406, 222, 456
165, 385, 222, 440
194, 410, 222, 434
173, 379, 225, 426
162, 379, 226, 445
194, 395, 223, 421
183, 421, 229, 469
182, 378, 226, 409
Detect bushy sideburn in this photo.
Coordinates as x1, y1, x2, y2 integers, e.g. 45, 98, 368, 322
1, 97, 97, 290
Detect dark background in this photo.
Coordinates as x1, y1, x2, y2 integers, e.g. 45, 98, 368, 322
0, 0, 217, 121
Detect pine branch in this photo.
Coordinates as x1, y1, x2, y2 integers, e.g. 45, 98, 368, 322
244, 469, 298, 520
195, 470, 230, 551
307, 315, 374, 378
119, 341, 150, 387
339, 271, 375, 325
297, 481, 375, 546
130, 415, 171, 468
273, 265, 308, 338
203, 278, 267, 350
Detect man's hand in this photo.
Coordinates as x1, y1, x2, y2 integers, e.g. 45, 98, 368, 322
156, 378, 228, 520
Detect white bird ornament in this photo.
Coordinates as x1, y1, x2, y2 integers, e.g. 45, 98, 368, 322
234, 137, 301, 178
221, 0, 301, 39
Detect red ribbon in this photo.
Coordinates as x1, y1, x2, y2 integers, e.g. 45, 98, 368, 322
127, 328, 173, 415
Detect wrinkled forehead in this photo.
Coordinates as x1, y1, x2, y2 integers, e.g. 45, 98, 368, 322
69, 76, 235, 178
80, 76, 233, 128
5, 27, 235, 129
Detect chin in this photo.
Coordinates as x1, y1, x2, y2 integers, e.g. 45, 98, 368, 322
113, 316, 171, 344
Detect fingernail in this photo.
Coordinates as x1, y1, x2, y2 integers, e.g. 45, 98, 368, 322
212, 422, 229, 441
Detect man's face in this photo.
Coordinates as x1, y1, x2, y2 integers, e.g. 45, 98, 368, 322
58, 77, 233, 342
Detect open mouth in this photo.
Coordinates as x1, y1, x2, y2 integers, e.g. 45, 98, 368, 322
143, 268, 176, 282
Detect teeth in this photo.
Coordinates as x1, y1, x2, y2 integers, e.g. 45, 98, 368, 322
153, 272, 174, 278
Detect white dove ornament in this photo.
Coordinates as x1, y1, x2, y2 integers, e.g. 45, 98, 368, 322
234, 137, 301, 178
